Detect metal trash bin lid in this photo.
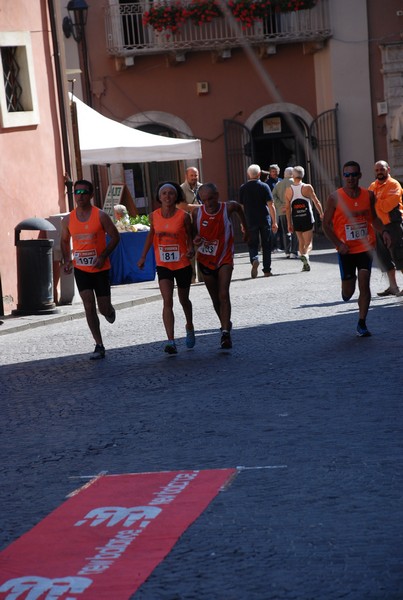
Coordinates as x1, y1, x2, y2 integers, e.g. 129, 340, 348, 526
15, 218, 56, 245
15, 217, 56, 233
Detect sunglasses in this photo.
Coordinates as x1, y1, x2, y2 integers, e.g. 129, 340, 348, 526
343, 172, 360, 178
74, 189, 90, 195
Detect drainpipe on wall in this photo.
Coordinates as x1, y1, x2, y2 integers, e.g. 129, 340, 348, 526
78, 19, 102, 208
47, 0, 74, 211
0, 274, 4, 317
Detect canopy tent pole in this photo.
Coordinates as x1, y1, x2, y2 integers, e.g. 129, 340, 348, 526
105, 163, 114, 216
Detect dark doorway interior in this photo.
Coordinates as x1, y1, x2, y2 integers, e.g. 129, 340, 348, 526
251, 113, 307, 177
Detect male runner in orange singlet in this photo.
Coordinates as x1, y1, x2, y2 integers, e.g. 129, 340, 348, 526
323, 161, 382, 337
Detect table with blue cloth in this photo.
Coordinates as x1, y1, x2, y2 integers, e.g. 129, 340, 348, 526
108, 231, 156, 285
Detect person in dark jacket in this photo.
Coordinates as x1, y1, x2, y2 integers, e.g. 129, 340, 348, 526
240, 164, 277, 278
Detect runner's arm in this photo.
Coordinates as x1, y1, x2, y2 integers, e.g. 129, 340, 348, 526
60, 215, 73, 273
369, 191, 384, 234
305, 185, 324, 219
322, 193, 348, 254
285, 188, 293, 232
184, 212, 196, 258
267, 200, 278, 232
228, 201, 249, 242
96, 211, 120, 269
137, 214, 155, 269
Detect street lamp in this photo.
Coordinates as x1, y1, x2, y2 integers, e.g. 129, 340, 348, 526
62, 0, 89, 43
62, 0, 101, 206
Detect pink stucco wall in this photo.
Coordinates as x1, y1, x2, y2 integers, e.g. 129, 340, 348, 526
0, 1, 67, 313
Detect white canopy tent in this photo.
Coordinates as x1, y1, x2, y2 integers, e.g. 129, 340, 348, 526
69, 93, 202, 165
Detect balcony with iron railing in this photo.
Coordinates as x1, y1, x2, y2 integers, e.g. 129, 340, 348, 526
105, 0, 331, 59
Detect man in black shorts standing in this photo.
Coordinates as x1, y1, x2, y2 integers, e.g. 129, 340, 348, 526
61, 179, 120, 359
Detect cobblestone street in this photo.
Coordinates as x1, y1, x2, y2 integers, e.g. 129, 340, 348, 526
1, 242, 403, 599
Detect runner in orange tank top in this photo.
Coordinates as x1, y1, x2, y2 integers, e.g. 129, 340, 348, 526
323, 161, 382, 337
191, 183, 248, 350
61, 179, 120, 360
137, 182, 195, 355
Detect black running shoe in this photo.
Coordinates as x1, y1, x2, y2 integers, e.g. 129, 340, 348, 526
105, 307, 116, 323
220, 321, 233, 333
356, 323, 371, 337
164, 341, 178, 355
220, 331, 232, 349
90, 344, 106, 360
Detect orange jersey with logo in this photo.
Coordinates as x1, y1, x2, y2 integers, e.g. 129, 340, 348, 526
195, 203, 234, 269
69, 207, 110, 272
332, 187, 376, 254
369, 176, 403, 225
152, 208, 190, 270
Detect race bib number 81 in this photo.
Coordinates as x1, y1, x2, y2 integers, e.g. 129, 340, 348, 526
159, 244, 180, 262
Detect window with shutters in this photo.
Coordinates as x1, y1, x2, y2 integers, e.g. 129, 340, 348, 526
0, 31, 39, 128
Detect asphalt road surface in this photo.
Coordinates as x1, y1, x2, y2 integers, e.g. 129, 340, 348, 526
1, 243, 402, 599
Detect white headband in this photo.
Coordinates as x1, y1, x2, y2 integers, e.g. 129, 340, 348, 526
159, 183, 177, 195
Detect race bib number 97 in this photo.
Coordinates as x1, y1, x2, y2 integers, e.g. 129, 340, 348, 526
159, 244, 180, 262
74, 249, 97, 266
345, 222, 368, 241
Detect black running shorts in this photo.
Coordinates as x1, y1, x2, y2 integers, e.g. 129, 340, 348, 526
156, 265, 193, 289
337, 251, 373, 281
74, 267, 111, 297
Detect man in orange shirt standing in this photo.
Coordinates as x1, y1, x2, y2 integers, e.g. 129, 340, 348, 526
368, 160, 403, 296
323, 161, 381, 337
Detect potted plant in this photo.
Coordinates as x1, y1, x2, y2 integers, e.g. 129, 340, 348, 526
143, 0, 318, 34
143, 2, 187, 33
186, 0, 223, 25
276, 0, 318, 11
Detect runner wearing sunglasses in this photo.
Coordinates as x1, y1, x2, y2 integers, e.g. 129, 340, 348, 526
61, 179, 120, 359
322, 161, 382, 337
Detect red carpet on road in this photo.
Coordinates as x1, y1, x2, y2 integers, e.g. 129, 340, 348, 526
0, 469, 236, 599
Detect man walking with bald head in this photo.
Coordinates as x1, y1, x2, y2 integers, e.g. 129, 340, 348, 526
369, 160, 403, 296
180, 166, 202, 205
240, 164, 277, 278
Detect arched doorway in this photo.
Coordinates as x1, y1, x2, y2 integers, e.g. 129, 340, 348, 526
123, 112, 200, 213
224, 105, 340, 206
251, 112, 308, 176
123, 123, 181, 213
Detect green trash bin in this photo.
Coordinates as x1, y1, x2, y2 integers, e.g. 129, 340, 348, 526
12, 217, 59, 316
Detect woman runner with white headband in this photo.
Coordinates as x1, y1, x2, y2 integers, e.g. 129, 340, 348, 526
137, 181, 196, 354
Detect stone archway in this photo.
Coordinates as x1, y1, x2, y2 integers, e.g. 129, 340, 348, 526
245, 103, 313, 131
123, 110, 195, 140
121, 111, 200, 212
246, 103, 313, 179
